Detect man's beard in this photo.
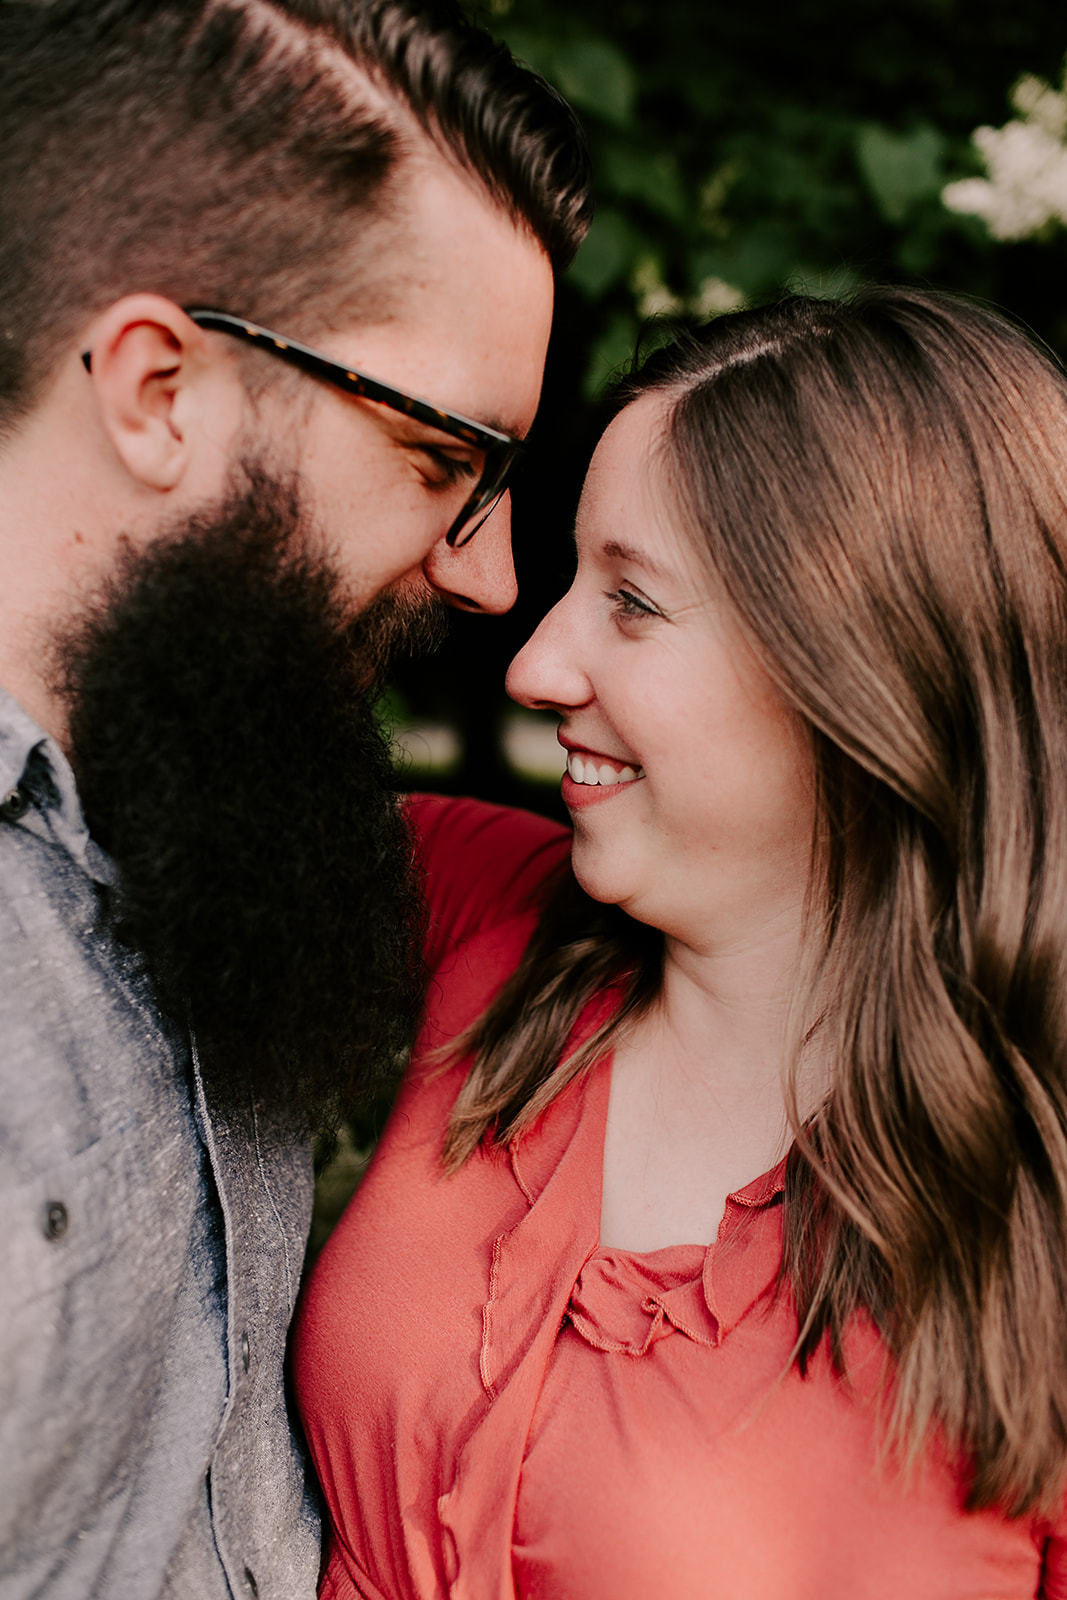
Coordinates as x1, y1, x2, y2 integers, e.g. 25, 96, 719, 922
56, 465, 447, 1132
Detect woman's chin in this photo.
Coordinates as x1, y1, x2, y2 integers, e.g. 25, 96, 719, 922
568, 842, 632, 915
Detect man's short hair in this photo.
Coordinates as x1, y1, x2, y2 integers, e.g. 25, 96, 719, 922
0, 0, 592, 430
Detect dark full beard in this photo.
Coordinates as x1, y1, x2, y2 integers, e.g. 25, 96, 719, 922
57, 466, 445, 1132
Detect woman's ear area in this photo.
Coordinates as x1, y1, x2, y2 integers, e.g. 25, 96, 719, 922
80, 294, 247, 493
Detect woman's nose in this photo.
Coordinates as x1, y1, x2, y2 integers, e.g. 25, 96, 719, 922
506, 592, 591, 711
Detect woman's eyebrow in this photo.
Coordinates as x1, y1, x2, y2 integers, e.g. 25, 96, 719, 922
602, 538, 669, 579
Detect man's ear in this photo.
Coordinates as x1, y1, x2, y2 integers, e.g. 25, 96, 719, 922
81, 295, 242, 492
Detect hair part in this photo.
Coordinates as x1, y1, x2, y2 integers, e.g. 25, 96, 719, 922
447, 286, 1067, 1519
0, 0, 591, 431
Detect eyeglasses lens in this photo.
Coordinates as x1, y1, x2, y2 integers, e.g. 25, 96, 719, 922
447, 445, 521, 547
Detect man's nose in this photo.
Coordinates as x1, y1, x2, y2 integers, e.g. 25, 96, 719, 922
422, 494, 518, 614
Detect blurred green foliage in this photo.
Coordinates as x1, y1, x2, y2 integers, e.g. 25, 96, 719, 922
470, 0, 1067, 392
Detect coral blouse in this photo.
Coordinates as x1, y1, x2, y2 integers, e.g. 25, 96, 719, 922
292, 795, 1067, 1600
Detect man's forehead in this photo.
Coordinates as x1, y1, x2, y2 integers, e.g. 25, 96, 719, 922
390, 149, 552, 314
327, 156, 554, 436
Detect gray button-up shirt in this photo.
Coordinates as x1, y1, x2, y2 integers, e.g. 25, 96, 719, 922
0, 690, 320, 1598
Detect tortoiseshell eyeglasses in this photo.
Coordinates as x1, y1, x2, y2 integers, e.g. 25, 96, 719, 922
193, 310, 529, 548
83, 308, 525, 547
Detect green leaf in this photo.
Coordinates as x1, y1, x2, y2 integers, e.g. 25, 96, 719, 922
552, 39, 637, 126
582, 310, 639, 400
598, 143, 687, 221
493, 25, 556, 81
785, 262, 864, 299
711, 226, 799, 297
567, 208, 638, 297
855, 122, 946, 224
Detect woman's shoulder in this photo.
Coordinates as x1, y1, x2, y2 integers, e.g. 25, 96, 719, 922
407, 791, 568, 880
406, 793, 570, 972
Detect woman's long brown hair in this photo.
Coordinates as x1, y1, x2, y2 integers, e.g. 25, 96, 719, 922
443, 288, 1067, 1518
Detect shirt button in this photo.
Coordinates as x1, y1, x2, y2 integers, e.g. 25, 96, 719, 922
243, 1567, 259, 1596
42, 1200, 68, 1241
241, 1330, 250, 1372
0, 785, 29, 823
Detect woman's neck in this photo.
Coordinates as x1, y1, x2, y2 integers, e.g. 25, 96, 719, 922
598, 910, 825, 1253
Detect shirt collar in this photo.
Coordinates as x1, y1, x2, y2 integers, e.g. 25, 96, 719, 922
0, 686, 115, 885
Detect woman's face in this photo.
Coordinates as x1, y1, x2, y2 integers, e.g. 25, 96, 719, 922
506, 396, 816, 954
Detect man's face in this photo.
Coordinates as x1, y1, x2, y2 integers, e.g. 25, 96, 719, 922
252, 154, 556, 617
50, 156, 556, 1127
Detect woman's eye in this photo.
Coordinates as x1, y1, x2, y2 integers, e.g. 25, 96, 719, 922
607, 588, 658, 621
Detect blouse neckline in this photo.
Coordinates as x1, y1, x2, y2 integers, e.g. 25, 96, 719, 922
502, 995, 788, 1362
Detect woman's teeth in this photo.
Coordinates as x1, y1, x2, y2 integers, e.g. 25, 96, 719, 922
566, 753, 642, 786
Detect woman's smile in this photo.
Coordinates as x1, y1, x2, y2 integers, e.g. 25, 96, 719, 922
563, 749, 643, 787
559, 736, 645, 809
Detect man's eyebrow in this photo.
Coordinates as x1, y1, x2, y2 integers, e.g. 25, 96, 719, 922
486, 414, 526, 439
601, 538, 670, 579
394, 409, 524, 444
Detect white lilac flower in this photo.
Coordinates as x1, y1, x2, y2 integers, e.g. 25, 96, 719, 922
691, 276, 746, 317
631, 258, 745, 323
943, 64, 1067, 241
1011, 72, 1067, 139
631, 256, 683, 319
